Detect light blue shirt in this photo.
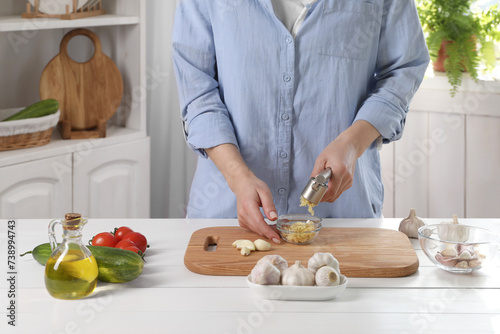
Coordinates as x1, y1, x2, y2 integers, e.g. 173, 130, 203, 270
172, 0, 429, 219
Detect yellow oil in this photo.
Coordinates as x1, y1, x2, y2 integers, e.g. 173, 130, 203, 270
45, 249, 98, 300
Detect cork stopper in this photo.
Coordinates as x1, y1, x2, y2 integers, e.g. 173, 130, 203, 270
63, 213, 83, 230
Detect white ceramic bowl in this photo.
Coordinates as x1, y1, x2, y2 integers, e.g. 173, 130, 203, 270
246, 274, 348, 301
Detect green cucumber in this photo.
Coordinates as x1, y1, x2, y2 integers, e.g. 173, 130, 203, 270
21, 243, 144, 283
2, 99, 59, 122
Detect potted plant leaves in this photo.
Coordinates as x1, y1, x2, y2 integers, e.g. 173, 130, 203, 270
417, 0, 500, 96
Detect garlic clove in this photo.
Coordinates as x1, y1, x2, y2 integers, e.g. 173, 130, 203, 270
307, 252, 340, 274
281, 260, 315, 286
435, 252, 458, 267
257, 255, 288, 273
455, 261, 469, 269
440, 245, 458, 257
468, 259, 482, 268
250, 261, 281, 285
398, 208, 426, 239
240, 246, 251, 256
315, 266, 340, 286
253, 239, 271, 251
232, 240, 243, 247
458, 250, 472, 260
236, 240, 255, 251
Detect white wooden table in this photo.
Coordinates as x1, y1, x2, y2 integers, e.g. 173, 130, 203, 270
1, 218, 500, 333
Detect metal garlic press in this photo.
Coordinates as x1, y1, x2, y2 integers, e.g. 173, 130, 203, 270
300, 168, 332, 205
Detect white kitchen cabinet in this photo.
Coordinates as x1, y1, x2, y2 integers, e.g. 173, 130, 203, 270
73, 137, 150, 218
0, 0, 149, 218
0, 155, 72, 218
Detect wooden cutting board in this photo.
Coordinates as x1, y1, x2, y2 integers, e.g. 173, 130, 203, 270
39, 28, 123, 138
184, 227, 419, 278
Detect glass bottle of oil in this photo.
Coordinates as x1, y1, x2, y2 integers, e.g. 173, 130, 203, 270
45, 213, 98, 300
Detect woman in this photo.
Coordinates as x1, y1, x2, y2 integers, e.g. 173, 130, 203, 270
172, 0, 429, 243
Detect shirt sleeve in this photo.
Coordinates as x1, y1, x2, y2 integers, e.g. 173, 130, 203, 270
353, 0, 430, 143
172, 0, 239, 158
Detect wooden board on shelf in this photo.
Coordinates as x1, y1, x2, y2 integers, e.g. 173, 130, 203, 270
184, 226, 419, 278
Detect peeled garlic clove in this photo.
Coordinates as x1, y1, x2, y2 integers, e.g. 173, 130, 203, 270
468, 259, 482, 268
240, 246, 251, 256
253, 239, 271, 251
250, 261, 281, 285
455, 261, 469, 269
458, 250, 472, 260
440, 245, 458, 257
398, 208, 425, 239
236, 240, 255, 251
232, 240, 243, 247
281, 261, 315, 286
257, 255, 288, 273
315, 266, 340, 286
307, 252, 340, 274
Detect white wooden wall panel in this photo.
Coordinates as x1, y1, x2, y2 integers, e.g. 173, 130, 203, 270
73, 137, 150, 218
428, 112, 465, 218
0, 155, 72, 218
466, 116, 500, 218
394, 111, 429, 218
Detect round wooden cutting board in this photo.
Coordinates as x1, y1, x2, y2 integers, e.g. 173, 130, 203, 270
40, 28, 123, 133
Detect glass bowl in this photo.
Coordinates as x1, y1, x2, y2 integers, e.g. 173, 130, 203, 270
276, 214, 322, 245
418, 224, 499, 274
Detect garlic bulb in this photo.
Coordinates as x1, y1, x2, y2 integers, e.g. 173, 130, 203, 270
307, 252, 339, 274
250, 261, 281, 285
257, 255, 288, 273
281, 261, 315, 286
398, 208, 425, 239
315, 266, 340, 286
438, 214, 469, 242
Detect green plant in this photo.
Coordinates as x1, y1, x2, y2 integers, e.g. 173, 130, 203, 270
417, 0, 500, 96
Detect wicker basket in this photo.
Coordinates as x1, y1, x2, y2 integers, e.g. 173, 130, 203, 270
0, 109, 60, 151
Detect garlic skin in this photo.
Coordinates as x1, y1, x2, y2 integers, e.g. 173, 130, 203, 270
281, 261, 315, 286
307, 252, 340, 274
438, 214, 470, 242
250, 261, 281, 285
257, 255, 288, 273
315, 266, 340, 286
398, 208, 425, 239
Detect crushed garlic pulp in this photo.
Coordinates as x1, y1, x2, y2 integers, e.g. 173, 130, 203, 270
300, 196, 316, 216
282, 221, 317, 244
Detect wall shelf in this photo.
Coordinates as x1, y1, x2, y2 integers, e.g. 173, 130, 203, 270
0, 14, 139, 32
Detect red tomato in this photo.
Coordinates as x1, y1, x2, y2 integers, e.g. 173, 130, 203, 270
115, 239, 137, 250
123, 245, 141, 255
91, 232, 118, 247
122, 232, 148, 253
114, 226, 134, 241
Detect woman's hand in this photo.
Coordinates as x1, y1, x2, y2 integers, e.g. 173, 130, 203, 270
231, 173, 281, 244
206, 144, 281, 244
311, 120, 381, 203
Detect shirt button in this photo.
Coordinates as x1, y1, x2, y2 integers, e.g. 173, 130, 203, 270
305, 4, 311, 9
278, 188, 286, 195
285, 36, 292, 44
283, 75, 291, 82
280, 152, 288, 159
281, 113, 289, 120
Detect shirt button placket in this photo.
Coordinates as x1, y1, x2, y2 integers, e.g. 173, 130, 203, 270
277, 33, 294, 213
